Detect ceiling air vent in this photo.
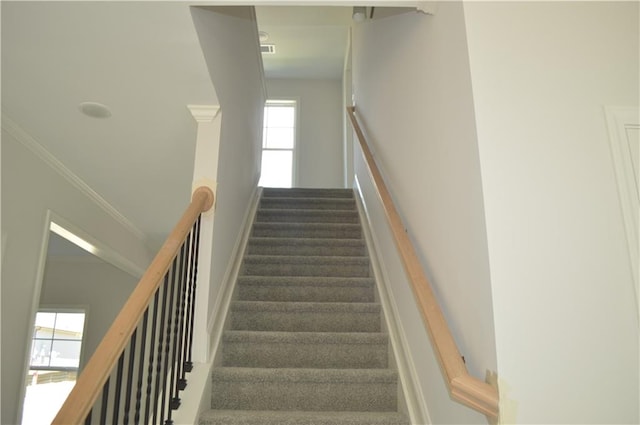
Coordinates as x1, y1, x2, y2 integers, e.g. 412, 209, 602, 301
261, 44, 276, 54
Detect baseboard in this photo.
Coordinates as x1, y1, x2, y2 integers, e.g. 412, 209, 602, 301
354, 176, 431, 425
206, 185, 262, 347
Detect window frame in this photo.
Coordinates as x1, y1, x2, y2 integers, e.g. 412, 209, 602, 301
29, 308, 87, 373
260, 99, 299, 188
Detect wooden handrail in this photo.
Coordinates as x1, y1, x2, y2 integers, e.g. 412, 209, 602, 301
346, 106, 499, 418
52, 186, 214, 424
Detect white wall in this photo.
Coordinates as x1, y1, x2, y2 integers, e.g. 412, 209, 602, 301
39, 256, 138, 372
190, 6, 265, 351
351, 5, 496, 423
1, 131, 153, 425
266, 79, 345, 188
463, 2, 639, 423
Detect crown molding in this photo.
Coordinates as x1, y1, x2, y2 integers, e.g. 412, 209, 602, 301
187, 105, 221, 123
1, 113, 148, 244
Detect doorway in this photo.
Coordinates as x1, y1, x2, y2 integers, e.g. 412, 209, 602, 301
20, 222, 139, 424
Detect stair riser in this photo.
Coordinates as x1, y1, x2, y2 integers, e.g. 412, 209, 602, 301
263, 189, 353, 199
242, 263, 369, 278
257, 210, 359, 224
199, 411, 410, 425
230, 311, 381, 332
247, 244, 366, 257
260, 199, 356, 210
210, 380, 397, 412
237, 285, 374, 303
252, 225, 361, 239
222, 342, 388, 369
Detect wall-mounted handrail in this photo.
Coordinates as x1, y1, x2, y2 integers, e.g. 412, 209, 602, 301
346, 106, 499, 418
52, 186, 214, 425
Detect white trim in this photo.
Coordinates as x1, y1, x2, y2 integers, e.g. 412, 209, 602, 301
18, 210, 54, 425
354, 176, 431, 425
1, 114, 148, 244
48, 212, 146, 278
604, 105, 640, 321
187, 105, 221, 123
249, 5, 268, 103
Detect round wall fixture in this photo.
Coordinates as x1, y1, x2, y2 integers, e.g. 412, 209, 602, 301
258, 31, 269, 42
78, 102, 112, 119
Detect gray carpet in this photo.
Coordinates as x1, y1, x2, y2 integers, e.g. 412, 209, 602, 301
199, 188, 410, 425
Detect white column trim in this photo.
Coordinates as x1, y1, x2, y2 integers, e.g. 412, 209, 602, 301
187, 105, 221, 123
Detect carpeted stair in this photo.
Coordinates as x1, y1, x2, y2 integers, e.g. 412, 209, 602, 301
199, 188, 410, 425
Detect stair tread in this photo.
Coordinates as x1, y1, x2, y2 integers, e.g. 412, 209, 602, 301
260, 197, 356, 209
258, 208, 358, 213
237, 276, 375, 287
253, 222, 361, 228
262, 188, 354, 199
232, 301, 380, 312
199, 410, 410, 425
256, 209, 359, 224
252, 222, 362, 239
223, 330, 387, 344
249, 237, 365, 245
243, 255, 369, 263
212, 367, 397, 383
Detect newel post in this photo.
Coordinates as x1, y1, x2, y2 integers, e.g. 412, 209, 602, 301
188, 104, 222, 363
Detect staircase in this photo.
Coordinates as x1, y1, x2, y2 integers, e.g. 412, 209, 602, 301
199, 188, 410, 425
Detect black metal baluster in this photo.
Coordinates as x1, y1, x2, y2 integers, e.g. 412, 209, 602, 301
169, 242, 186, 407
134, 308, 149, 425
181, 228, 195, 381
161, 258, 179, 425
172, 237, 190, 406
152, 274, 171, 425
112, 353, 125, 425
185, 216, 202, 372
123, 329, 137, 424
144, 290, 160, 425
100, 378, 110, 425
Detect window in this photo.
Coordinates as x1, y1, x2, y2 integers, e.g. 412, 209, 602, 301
22, 310, 85, 425
259, 100, 296, 188
30, 311, 84, 369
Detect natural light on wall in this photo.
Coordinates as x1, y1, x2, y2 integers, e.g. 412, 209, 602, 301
259, 100, 296, 188
49, 222, 97, 256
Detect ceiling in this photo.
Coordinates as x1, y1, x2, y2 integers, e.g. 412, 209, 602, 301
256, 6, 353, 80
1, 2, 384, 252
2, 2, 218, 250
